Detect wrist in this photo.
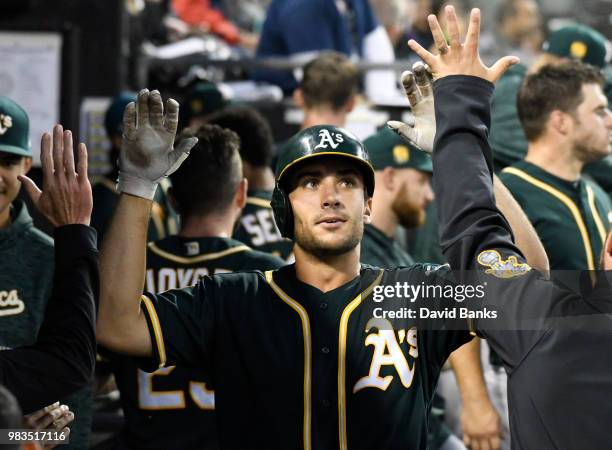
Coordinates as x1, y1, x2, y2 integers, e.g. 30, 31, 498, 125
117, 172, 159, 200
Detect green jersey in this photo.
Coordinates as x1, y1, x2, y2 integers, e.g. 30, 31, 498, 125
499, 161, 611, 273
111, 235, 284, 450
360, 224, 415, 268
233, 189, 294, 260
489, 64, 612, 195
0, 201, 91, 449
138, 263, 471, 450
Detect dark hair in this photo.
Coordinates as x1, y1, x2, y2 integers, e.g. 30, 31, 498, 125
170, 124, 242, 218
300, 51, 359, 112
517, 62, 604, 141
206, 106, 274, 167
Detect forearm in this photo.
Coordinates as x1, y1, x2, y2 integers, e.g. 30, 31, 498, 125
98, 194, 152, 355
493, 175, 549, 275
449, 338, 490, 403
0, 225, 98, 413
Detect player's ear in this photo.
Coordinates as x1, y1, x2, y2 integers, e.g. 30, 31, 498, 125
363, 196, 373, 224
22, 156, 32, 175
381, 166, 395, 191
345, 94, 357, 113
293, 88, 305, 109
235, 178, 248, 209
550, 110, 570, 136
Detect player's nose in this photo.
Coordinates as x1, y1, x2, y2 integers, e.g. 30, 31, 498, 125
320, 177, 341, 208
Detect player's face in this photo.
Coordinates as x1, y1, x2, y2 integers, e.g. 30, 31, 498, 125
288, 158, 372, 258
0, 152, 30, 227
391, 168, 434, 229
571, 83, 612, 163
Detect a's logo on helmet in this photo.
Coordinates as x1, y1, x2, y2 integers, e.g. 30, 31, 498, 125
314, 129, 344, 150
0, 114, 13, 135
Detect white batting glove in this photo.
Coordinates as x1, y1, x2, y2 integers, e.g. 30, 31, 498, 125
387, 62, 436, 154
118, 89, 198, 200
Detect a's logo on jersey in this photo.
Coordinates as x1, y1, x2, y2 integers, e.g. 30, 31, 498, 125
314, 129, 344, 150
0, 114, 13, 135
477, 250, 531, 278
570, 41, 588, 59
393, 145, 410, 164
353, 318, 418, 393
0, 290, 25, 316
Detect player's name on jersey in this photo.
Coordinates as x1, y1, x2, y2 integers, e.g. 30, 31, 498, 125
373, 306, 499, 320
145, 267, 232, 292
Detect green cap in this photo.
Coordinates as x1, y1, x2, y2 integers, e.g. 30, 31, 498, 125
184, 82, 230, 123
364, 126, 432, 173
0, 97, 31, 157
543, 24, 610, 68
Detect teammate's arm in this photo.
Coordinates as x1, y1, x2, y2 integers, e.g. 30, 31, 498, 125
97, 90, 197, 356
448, 339, 501, 450
493, 175, 549, 275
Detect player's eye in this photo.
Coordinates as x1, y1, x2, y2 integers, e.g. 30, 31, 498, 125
301, 177, 319, 189
339, 177, 357, 188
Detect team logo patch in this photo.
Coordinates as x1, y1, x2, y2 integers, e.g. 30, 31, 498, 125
0, 290, 25, 316
0, 114, 13, 135
314, 129, 344, 150
570, 41, 588, 59
393, 145, 410, 164
477, 250, 531, 278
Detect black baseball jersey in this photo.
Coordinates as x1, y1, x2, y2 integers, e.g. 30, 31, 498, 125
139, 261, 472, 450
233, 189, 294, 260
432, 75, 612, 449
111, 236, 284, 450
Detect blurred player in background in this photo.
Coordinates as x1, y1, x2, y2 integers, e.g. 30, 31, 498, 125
207, 106, 294, 260
108, 124, 283, 450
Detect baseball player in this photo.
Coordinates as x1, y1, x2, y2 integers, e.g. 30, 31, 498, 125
0, 97, 92, 448
97, 9, 612, 450
109, 124, 283, 450
207, 107, 294, 261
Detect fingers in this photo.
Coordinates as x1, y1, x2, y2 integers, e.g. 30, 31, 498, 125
166, 137, 198, 175
413, 62, 433, 98
400, 71, 422, 107
149, 90, 164, 128
465, 8, 481, 50
63, 130, 76, 178
445, 5, 462, 49
18, 175, 42, 204
489, 55, 520, 83
52, 124, 64, 176
25, 402, 59, 424
490, 436, 502, 450
76, 143, 89, 182
387, 120, 422, 150
40, 133, 54, 182
123, 102, 137, 140
427, 14, 448, 54
52, 409, 74, 430
163, 98, 179, 136
407, 39, 436, 68
137, 89, 150, 127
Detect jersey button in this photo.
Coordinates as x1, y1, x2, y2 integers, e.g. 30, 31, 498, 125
321, 346, 330, 354
321, 399, 331, 408
319, 302, 328, 310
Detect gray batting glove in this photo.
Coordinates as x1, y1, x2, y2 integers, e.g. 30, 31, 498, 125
118, 89, 198, 200
387, 62, 436, 154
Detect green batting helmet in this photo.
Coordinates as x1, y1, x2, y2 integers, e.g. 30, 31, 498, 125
272, 125, 375, 239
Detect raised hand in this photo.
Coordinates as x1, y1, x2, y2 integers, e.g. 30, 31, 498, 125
19, 125, 92, 226
118, 89, 198, 200
388, 62, 436, 153
408, 6, 519, 83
